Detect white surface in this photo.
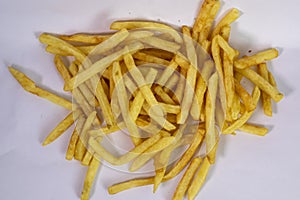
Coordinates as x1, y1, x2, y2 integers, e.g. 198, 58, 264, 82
1, 0, 300, 199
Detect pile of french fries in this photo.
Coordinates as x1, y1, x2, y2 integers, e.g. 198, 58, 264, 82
9, 0, 283, 199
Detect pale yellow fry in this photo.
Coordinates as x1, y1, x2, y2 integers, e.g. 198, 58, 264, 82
235, 80, 256, 112
205, 73, 219, 155
191, 75, 207, 120
65, 42, 143, 90
164, 72, 180, 93
59, 33, 111, 44
80, 157, 101, 200
174, 54, 190, 70
130, 136, 175, 171
187, 157, 211, 200
113, 61, 141, 145
89, 132, 164, 165
223, 87, 261, 134
42, 112, 75, 146
159, 103, 181, 114
172, 157, 203, 200
210, 8, 240, 40
108, 178, 155, 195
139, 36, 181, 53
234, 48, 279, 69
238, 123, 268, 136
8, 66, 73, 110
133, 52, 170, 66
235, 67, 283, 102
192, 0, 217, 39
198, 0, 220, 43
46, 46, 72, 56
216, 35, 239, 61
135, 118, 171, 137
110, 21, 183, 43
258, 63, 272, 116
268, 71, 277, 87
124, 30, 154, 41
182, 26, 197, 67
173, 67, 187, 103
201, 60, 215, 83
164, 129, 204, 180
219, 25, 231, 41
130, 69, 158, 122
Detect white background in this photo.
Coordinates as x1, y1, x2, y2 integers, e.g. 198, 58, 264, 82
1, 0, 300, 199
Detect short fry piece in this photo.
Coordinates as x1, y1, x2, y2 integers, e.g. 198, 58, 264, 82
238, 123, 268, 136
258, 63, 272, 116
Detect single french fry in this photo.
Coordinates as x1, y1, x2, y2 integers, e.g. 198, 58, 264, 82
59, 33, 111, 44
238, 123, 268, 136
172, 157, 203, 200
80, 157, 101, 200
191, 75, 207, 120
42, 112, 75, 146
210, 8, 240, 40
205, 73, 218, 155
187, 157, 211, 200
230, 93, 241, 121
268, 71, 277, 87
110, 21, 183, 43
173, 67, 187, 104
141, 48, 174, 60
223, 87, 261, 134
258, 63, 272, 116
8, 66, 73, 110
223, 53, 235, 117
216, 35, 239, 61
54, 55, 72, 83
235, 67, 283, 102
156, 60, 178, 85
234, 48, 279, 69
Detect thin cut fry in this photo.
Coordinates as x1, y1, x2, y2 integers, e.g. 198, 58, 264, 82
258, 63, 272, 116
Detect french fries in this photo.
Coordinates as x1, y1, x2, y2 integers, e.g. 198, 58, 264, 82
9, 1, 284, 200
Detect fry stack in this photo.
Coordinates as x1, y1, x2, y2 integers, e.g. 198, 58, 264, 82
9, 0, 283, 200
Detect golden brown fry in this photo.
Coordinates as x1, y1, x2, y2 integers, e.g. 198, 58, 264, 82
187, 157, 211, 200
210, 8, 240, 39
172, 157, 203, 200
59, 33, 111, 44
133, 52, 170, 66
8, 66, 73, 110
80, 157, 101, 200
216, 35, 239, 61
230, 93, 241, 121
235, 67, 283, 102
141, 48, 174, 60
258, 63, 272, 116
42, 112, 75, 146
108, 178, 155, 195
191, 75, 207, 120
54, 55, 72, 83
234, 48, 279, 69
238, 123, 268, 136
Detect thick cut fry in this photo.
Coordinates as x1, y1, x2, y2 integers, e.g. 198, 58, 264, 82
130, 136, 175, 171
113, 61, 141, 145
210, 8, 240, 39
223, 54, 235, 116
234, 80, 255, 111
191, 75, 207, 120
235, 67, 283, 102
187, 157, 211, 200
234, 48, 279, 69
216, 35, 239, 61
164, 129, 204, 180
110, 21, 183, 43
8, 67, 73, 110
172, 157, 203, 200
238, 123, 268, 136
223, 87, 261, 134
42, 112, 75, 146
80, 157, 101, 200
258, 63, 272, 116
